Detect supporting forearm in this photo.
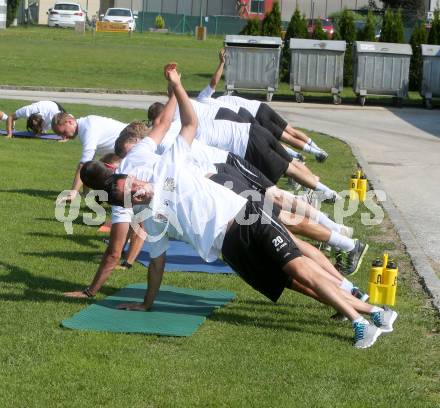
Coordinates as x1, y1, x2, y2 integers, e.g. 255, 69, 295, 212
71, 163, 84, 193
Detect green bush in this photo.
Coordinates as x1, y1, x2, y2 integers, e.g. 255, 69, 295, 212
428, 9, 440, 45
281, 8, 308, 82
409, 20, 427, 90
380, 8, 394, 42
239, 18, 261, 36
155, 15, 165, 29
261, 1, 282, 37
6, 0, 20, 27
337, 9, 356, 86
359, 10, 377, 41
394, 9, 405, 43
312, 18, 328, 40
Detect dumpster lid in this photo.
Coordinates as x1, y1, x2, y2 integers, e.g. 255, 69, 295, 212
355, 41, 412, 55
289, 38, 346, 51
225, 35, 282, 46
421, 44, 440, 56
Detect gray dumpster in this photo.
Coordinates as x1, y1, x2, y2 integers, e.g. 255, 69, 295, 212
289, 38, 346, 104
0, 0, 6, 29
421, 44, 440, 109
224, 35, 282, 102
353, 41, 412, 106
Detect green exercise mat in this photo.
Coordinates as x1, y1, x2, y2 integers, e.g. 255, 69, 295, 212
61, 283, 235, 337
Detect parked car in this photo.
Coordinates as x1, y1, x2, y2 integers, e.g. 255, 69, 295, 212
47, 2, 86, 28
101, 8, 136, 31
307, 18, 334, 39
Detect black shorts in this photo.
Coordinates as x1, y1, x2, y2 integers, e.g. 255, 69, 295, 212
244, 124, 290, 184
221, 200, 300, 303
237, 107, 257, 124
255, 103, 288, 140
214, 107, 246, 123
225, 153, 274, 193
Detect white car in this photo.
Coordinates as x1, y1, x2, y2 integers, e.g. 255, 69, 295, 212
48, 2, 86, 28
102, 8, 136, 31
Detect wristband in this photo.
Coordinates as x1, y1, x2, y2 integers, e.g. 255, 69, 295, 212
121, 260, 133, 269
82, 287, 95, 298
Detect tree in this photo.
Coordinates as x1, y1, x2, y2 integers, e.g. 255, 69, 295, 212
313, 18, 328, 40
240, 18, 261, 36
428, 9, 440, 45
360, 10, 377, 41
337, 9, 357, 86
409, 20, 428, 90
6, 0, 20, 27
380, 8, 395, 42
393, 8, 405, 43
261, 1, 282, 37
281, 8, 308, 82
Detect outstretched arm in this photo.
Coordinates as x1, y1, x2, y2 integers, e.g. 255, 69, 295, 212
165, 64, 197, 145
209, 48, 226, 90
6, 113, 17, 138
117, 253, 166, 311
64, 222, 130, 298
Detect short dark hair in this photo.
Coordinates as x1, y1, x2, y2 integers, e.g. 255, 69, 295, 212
26, 113, 44, 135
147, 102, 165, 124
106, 174, 129, 207
80, 160, 114, 190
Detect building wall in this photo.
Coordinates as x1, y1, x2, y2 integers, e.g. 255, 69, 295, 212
113, 0, 374, 20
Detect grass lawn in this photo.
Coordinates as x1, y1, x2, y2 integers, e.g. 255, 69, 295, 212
0, 99, 439, 407
0, 26, 424, 106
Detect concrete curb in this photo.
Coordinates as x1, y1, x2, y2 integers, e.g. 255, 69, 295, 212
0, 85, 160, 95
343, 139, 440, 315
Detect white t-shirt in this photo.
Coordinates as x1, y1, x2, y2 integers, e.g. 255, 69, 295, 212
77, 116, 127, 164
136, 136, 247, 262
156, 120, 181, 155
196, 85, 240, 114
217, 95, 261, 117
190, 139, 229, 168
15, 101, 62, 132
111, 137, 160, 225
196, 119, 250, 159
173, 99, 227, 129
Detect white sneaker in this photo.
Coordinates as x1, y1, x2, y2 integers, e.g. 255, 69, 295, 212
371, 307, 398, 333
353, 322, 382, 349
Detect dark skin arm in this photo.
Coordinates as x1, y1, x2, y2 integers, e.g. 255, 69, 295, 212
64, 222, 130, 298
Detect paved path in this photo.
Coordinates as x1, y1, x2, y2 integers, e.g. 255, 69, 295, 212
2, 89, 440, 310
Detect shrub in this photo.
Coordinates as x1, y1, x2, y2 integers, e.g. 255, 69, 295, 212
240, 18, 261, 35
6, 0, 20, 27
359, 10, 377, 41
394, 8, 405, 43
380, 8, 394, 42
337, 9, 357, 86
155, 15, 165, 29
312, 18, 328, 40
261, 1, 282, 37
409, 20, 427, 90
428, 9, 440, 45
281, 8, 308, 81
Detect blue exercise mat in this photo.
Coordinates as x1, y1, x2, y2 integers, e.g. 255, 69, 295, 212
135, 239, 234, 274
61, 283, 236, 336
0, 129, 62, 140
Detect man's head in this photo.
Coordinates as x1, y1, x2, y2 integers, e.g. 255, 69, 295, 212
51, 113, 77, 139
80, 160, 114, 190
115, 121, 150, 158
147, 102, 165, 126
100, 153, 121, 172
26, 113, 44, 135
105, 174, 154, 207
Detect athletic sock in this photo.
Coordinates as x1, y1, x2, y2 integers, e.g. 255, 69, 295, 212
302, 143, 322, 156
370, 306, 383, 314
315, 182, 334, 195
328, 231, 356, 251
339, 278, 354, 293
307, 138, 321, 149
317, 211, 341, 233
0, 113, 8, 121
353, 316, 369, 325
284, 146, 302, 160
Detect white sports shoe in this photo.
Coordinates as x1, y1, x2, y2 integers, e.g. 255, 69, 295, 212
371, 308, 398, 333
353, 322, 382, 349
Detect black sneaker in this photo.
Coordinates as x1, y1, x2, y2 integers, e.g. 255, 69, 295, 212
315, 150, 328, 163
335, 240, 369, 276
